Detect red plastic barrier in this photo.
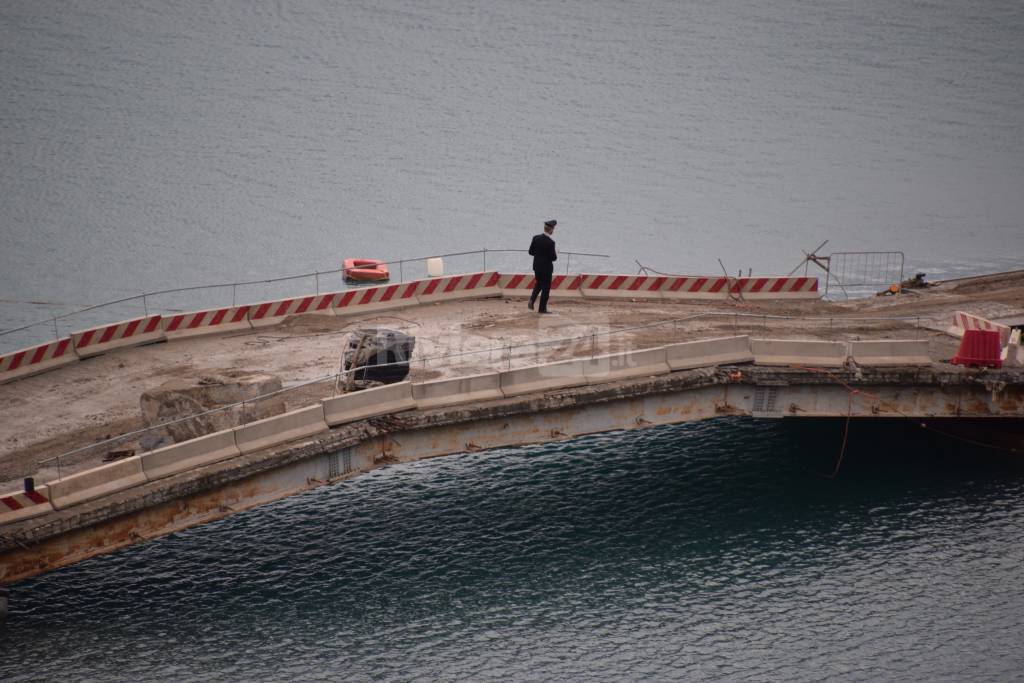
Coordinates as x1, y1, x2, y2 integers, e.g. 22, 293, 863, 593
951, 329, 1002, 369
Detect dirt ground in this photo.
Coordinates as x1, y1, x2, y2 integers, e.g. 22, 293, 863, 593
2, 270, 1022, 489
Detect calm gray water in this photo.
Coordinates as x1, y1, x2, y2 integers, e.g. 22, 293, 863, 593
3, 419, 1024, 681
2, 1, 1024, 678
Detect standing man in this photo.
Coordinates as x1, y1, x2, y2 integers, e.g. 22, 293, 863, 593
528, 219, 557, 313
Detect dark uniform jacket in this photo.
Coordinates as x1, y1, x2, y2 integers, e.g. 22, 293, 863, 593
529, 233, 557, 273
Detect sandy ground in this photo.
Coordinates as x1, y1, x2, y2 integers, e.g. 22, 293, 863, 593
2, 270, 1022, 489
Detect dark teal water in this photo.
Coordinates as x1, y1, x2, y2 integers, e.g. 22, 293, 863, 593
3, 418, 1023, 681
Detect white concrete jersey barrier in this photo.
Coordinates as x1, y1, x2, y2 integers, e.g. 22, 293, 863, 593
72, 315, 165, 358
48, 456, 148, 509
412, 372, 504, 410
729, 276, 819, 300
948, 311, 1011, 346
0, 485, 54, 525
665, 336, 755, 370
141, 429, 242, 481
751, 338, 849, 367
578, 274, 665, 300
1003, 329, 1023, 368
0, 338, 77, 385
413, 272, 502, 304
322, 382, 417, 426
851, 340, 932, 367
233, 405, 329, 455
248, 293, 340, 329
498, 273, 584, 299
583, 347, 671, 384
333, 282, 422, 316
500, 358, 588, 397
162, 305, 254, 339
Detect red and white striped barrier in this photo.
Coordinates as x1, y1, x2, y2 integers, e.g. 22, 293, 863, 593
0, 338, 77, 385
949, 311, 1011, 346
660, 276, 731, 300
0, 485, 54, 524
333, 282, 422, 316
162, 305, 254, 339
248, 293, 340, 329
497, 273, 584, 298
412, 272, 502, 304
72, 315, 165, 358
578, 274, 667, 300
729, 276, 819, 300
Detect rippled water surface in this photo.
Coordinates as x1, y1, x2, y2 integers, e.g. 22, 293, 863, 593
3, 419, 1024, 681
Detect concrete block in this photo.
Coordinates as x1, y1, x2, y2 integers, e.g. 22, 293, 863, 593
659, 276, 731, 300
412, 373, 504, 410
665, 336, 754, 370
851, 340, 932, 367
499, 358, 588, 397
578, 274, 665, 300
162, 305, 254, 340
248, 294, 339, 329
72, 315, 165, 358
48, 456, 148, 510
497, 273, 584, 298
141, 429, 241, 481
322, 382, 417, 426
333, 282, 422, 317
582, 347, 671, 384
414, 272, 502, 304
0, 338, 77, 385
0, 485, 54, 525
751, 338, 848, 367
732, 276, 819, 300
233, 404, 329, 455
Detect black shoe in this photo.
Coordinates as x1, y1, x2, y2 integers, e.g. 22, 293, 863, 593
527, 301, 535, 310
539, 309, 552, 314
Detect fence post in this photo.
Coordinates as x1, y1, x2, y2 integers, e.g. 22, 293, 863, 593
566, 253, 572, 274
315, 272, 320, 295
142, 293, 149, 316
399, 260, 404, 283
232, 284, 237, 307
52, 317, 59, 340
483, 249, 487, 272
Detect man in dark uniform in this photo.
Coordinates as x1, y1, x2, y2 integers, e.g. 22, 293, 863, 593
528, 219, 557, 313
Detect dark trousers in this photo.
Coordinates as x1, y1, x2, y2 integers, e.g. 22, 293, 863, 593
530, 269, 553, 312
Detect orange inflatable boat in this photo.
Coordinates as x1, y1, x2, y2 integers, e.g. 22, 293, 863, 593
343, 258, 390, 283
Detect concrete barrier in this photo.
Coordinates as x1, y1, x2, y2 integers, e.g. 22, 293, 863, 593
162, 305, 254, 339
413, 272, 502, 304
500, 358, 588, 397
0, 338, 77, 385
948, 311, 1011, 346
48, 456, 148, 509
851, 340, 932, 367
233, 404, 329, 455
333, 282, 422, 317
578, 274, 665, 300
659, 276, 730, 300
583, 347, 671, 384
751, 338, 848, 367
498, 273, 584, 299
248, 294, 340, 329
141, 429, 241, 481
1003, 329, 1023, 368
72, 315, 165, 358
730, 276, 819, 300
322, 381, 417, 426
413, 372, 504, 410
0, 485, 54, 525
665, 336, 755, 370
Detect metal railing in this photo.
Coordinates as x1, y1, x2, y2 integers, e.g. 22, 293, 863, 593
0, 248, 610, 353
33, 308, 933, 481
823, 251, 905, 299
